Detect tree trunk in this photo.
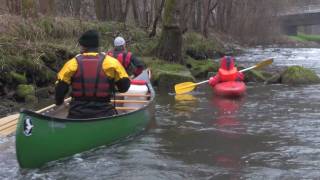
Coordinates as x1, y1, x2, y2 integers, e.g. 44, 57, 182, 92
21, 0, 37, 18
131, 0, 140, 25
196, 0, 202, 31
202, 0, 217, 37
71, 0, 81, 18
191, 0, 197, 30
7, 0, 21, 15
39, 0, 55, 16
105, 0, 112, 20
155, 0, 183, 64
180, 0, 192, 34
94, 0, 107, 21
119, 0, 130, 22
149, 0, 165, 37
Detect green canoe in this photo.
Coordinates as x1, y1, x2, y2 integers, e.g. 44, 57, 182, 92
15, 71, 155, 168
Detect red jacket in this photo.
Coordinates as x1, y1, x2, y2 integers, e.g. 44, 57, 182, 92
209, 56, 244, 87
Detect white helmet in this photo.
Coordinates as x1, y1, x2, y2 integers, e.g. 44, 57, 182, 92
114, 36, 125, 47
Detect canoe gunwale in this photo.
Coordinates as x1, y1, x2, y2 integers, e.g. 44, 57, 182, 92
19, 84, 155, 122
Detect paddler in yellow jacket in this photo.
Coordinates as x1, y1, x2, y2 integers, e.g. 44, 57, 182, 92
55, 30, 130, 119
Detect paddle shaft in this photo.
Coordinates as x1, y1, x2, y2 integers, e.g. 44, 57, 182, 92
194, 65, 254, 86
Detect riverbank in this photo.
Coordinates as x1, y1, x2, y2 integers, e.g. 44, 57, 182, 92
1, 15, 318, 118
0, 15, 228, 117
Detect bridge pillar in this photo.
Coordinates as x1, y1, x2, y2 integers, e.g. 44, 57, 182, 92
282, 25, 298, 36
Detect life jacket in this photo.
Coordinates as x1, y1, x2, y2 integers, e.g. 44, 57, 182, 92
218, 56, 237, 82
107, 50, 132, 69
71, 53, 111, 99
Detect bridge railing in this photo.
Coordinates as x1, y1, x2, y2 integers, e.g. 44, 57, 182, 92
280, 4, 320, 16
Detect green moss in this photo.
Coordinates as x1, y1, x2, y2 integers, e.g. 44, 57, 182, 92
25, 95, 37, 104
183, 32, 225, 60
184, 33, 216, 52
186, 57, 219, 78
157, 71, 195, 92
141, 57, 195, 90
16, 84, 35, 100
244, 70, 267, 82
281, 66, 320, 85
9, 72, 27, 84
142, 57, 186, 72
163, 0, 176, 26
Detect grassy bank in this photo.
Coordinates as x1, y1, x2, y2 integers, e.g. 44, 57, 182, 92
0, 15, 226, 115
288, 33, 320, 43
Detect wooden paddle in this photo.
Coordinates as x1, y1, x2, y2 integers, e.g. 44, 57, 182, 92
174, 58, 273, 95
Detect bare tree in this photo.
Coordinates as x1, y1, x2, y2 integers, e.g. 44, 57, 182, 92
131, 0, 140, 25
155, 0, 183, 63
94, 0, 107, 21
6, 0, 21, 15
149, 0, 165, 37
202, 0, 218, 37
71, 0, 81, 18
39, 0, 55, 16
21, 0, 37, 17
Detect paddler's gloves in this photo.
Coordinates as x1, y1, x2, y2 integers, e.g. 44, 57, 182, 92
209, 76, 219, 87
237, 72, 244, 81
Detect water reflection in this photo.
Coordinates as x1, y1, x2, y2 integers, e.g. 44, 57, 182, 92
173, 94, 198, 118
210, 96, 246, 176
211, 96, 244, 128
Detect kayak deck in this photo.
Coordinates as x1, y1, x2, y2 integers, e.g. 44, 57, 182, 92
213, 81, 246, 97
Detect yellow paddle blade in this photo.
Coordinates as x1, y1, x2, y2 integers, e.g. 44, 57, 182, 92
254, 58, 273, 70
174, 82, 197, 94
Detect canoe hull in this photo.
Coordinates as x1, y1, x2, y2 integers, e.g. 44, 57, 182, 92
15, 70, 155, 168
213, 81, 246, 97
16, 105, 152, 168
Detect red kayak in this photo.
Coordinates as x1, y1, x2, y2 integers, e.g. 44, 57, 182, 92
213, 81, 246, 97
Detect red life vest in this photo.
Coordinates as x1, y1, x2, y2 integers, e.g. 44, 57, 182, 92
107, 50, 132, 69
218, 67, 238, 81
71, 54, 111, 98
218, 56, 238, 82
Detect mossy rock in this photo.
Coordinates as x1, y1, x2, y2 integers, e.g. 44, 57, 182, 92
16, 84, 35, 100
281, 66, 320, 85
25, 95, 38, 104
36, 87, 51, 98
34, 68, 56, 87
9, 72, 27, 84
265, 74, 282, 84
186, 57, 219, 78
183, 32, 225, 60
244, 70, 267, 82
141, 56, 195, 91
156, 71, 195, 92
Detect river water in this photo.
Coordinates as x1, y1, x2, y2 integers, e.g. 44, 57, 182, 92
1, 48, 320, 179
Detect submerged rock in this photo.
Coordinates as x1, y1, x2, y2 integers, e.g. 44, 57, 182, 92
281, 66, 320, 85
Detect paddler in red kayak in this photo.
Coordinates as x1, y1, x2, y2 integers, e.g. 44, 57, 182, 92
209, 56, 244, 88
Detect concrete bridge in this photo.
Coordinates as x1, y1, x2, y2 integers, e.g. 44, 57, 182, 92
280, 4, 320, 35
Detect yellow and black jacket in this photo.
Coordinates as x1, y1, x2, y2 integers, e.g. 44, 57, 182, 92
55, 52, 130, 106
